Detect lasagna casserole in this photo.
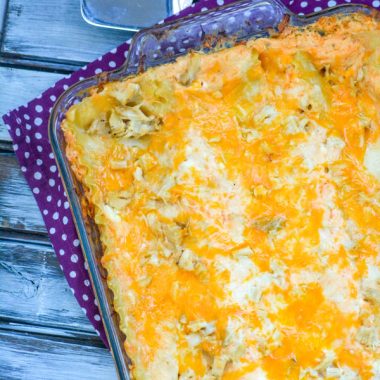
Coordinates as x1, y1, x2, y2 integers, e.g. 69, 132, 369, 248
63, 13, 380, 380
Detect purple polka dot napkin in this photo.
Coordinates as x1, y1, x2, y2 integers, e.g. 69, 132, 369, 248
2, 0, 378, 347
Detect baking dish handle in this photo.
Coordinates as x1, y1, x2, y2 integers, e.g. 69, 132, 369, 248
120, 0, 289, 76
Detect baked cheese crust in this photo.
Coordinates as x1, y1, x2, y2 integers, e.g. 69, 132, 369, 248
63, 13, 380, 379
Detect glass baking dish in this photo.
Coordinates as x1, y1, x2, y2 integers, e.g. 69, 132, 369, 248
49, 1, 377, 379
80, 0, 194, 31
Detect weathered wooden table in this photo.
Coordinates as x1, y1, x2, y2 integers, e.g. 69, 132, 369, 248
0, 1, 134, 378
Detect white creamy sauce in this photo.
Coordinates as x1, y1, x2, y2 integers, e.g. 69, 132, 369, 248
316, 183, 356, 252
177, 129, 250, 245
241, 367, 268, 380
321, 266, 359, 314
364, 138, 380, 180
297, 126, 345, 169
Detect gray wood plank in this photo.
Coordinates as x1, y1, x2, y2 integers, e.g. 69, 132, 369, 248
3, 0, 133, 64
0, 330, 116, 380
0, 238, 95, 334
0, 66, 62, 143
0, 319, 99, 342
0, 152, 46, 234
0, 0, 7, 36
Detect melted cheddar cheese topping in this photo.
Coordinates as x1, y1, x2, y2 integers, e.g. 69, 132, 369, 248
63, 13, 380, 380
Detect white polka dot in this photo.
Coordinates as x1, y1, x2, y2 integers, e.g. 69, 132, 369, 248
21, 166, 27, 172
15, 128, 21, 136
58, 250, 64, 257
64, 201, 69, 209
37, 145, 43, 152
94, 68, 102, 74
81, 307, 87, 314
25, 136, 30, 143
49, 179, 55, 187
36, 159, 42, 166
69, 271, 77, 278
314, 6, 322, 11
34, 118, 43, 126
32, 187, 40, 194
300, 1, 308, 7
50, 95, 57, 102
94, 314, 101, 321
84, 279, 90, 287
43, 209, 48, 215
95, 329, 100, 336
327, 0, 336, 6
13, 144, 18, 151
57, 199, 62, 207
216, 0, 224, 5
63, 84, 69, 90
49, 152, 54, 159
94, 298, 98, 306
24, 114, 30, 120
24, 152, 30, 159
34, 172, 42, 180
49, 227, 56, 234
84, 261, 88, 271
71, 254, 79, 263
79, 76, 85, 81
373, 0, 380, 6
35, 132, 42, 139
63, 216, 68, 225
35, 105, 43, 113
59, 264, 63, 270
26, 124, 31, 130
46, 195, 52, 203
109, 61, 116, 68
73, 239, 80, 247
201, 6, 208, 11
53, 212, 59, 220
62, 234, 67, 241
82, 294, 89, 301
70, 288, 75, 294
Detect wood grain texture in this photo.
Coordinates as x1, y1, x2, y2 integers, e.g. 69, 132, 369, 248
0, 330, 116, 380
0, 319, 99, 342
0, 152, 46, 234
0, 66, 62, 142
0, 0, 7, 36
3, 0, 133, 64
0, 238, 96, 334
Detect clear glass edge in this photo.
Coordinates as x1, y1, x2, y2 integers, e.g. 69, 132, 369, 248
80, 0, 141, 32
49, 2, 378, 379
